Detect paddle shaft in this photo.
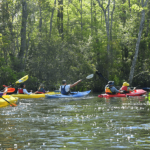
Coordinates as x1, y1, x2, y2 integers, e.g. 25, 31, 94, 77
1, 96, 16, 107
0, 96, 16, 107
96, 71, 109, 81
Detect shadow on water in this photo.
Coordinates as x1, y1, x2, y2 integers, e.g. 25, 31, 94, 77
0, 93, 150, 149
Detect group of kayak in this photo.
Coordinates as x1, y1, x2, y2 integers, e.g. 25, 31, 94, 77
0, 77, 91, 101
0, 73, 148, 107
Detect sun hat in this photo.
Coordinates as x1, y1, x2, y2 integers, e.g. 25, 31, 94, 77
123, 82, 129, 86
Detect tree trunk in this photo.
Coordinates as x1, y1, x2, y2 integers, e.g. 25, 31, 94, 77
96, 0, 110, 56
57, 0, 63, 39
91, 0, 93, 36
128, 0, 131, 12
81, 0, 82, 39
49, 0, 56, 38
129, 0, 148, 85
110, 0, 115, 63
18, 0, 28, 72
39, 5, 42, 32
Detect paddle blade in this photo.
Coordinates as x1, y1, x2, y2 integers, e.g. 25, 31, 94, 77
15, 75, 28, 83
1, 96, 17, 107
7, 88, 15, 93
86, 74, 94, 79
10, 103, 17, 107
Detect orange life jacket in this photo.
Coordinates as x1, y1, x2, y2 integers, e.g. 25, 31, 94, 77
105, 86, 112, 94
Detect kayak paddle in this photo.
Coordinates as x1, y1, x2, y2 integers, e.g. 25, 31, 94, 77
96, 71, 109, 81
82, 74, 94, 81
15, 75, 28, 84
0, 95, 17, 107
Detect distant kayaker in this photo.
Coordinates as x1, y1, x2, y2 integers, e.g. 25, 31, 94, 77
120, 82, 136, 93
105, 81, 123, 94
35, 84, 48, 94
60, 79, 82, 95
17, 83, 33, 95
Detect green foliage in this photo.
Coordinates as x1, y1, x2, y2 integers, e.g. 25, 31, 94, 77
0, 0, 150, 91
131, 4, 143, 12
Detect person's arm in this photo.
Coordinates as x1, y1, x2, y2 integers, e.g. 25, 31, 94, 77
23, 89, 32, 95
3, 87, 8, 95
112, 87, 122, 93
128, 87, 136, 92
70, 80, 82, 88
115, 88, 120, 93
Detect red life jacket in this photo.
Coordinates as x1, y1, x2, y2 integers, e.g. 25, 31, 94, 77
120, 86, 127, 91
18, 88, 24, 94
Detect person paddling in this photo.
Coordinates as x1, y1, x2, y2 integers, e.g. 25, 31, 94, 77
120, 82, 136, 93
60, 79, 82, 95
105, 81, 123, 94
17, 83, 33, 95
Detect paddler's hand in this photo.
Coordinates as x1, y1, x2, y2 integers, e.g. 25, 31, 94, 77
119, 90, 124, 93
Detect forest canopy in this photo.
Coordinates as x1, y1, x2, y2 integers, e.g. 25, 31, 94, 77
0, 0, 150, 92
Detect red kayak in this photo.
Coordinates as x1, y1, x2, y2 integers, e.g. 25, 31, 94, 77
98, 89, 147, 98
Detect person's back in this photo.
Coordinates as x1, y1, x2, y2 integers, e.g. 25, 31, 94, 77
60, 79, 82, 95
60, 80, 71, 95
39, 87, 45, 93
105, 84, 113, 94
105, 81, 122, 94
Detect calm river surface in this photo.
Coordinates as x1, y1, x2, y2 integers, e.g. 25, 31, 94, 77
0, 93, 150, 149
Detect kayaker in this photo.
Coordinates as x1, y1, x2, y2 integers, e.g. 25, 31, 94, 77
35, 84, 48, 94
17, 83, 33, 95
105, 81, 123, 94
120, 82, 136, 93
60, 79, 82, 95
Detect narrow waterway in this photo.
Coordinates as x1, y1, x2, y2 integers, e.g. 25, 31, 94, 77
0, 93, 150, 149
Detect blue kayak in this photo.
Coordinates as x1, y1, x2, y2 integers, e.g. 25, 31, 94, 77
142, 87, 150, 91
45, 90, 91, 98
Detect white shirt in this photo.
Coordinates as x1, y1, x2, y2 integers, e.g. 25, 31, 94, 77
59, 85, 70, 92
17, 88, 32, 95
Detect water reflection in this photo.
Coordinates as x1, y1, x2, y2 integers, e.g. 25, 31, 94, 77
0, 94, 150, 149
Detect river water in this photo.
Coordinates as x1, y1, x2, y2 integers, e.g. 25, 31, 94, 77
0, 93, 150, 149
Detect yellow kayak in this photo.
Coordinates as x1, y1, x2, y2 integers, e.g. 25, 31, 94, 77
11, 91, 60, 99
0, 95, 18, 108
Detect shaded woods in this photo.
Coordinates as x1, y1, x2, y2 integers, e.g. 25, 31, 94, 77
0, 0, 150, 92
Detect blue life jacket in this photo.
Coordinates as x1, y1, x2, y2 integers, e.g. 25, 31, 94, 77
61, 85, 70, 95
